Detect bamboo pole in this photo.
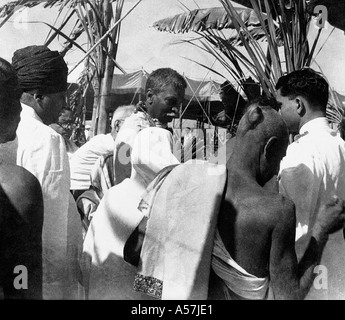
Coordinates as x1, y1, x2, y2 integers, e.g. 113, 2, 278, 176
97, 0, 123, 134
68, 0, 142, 76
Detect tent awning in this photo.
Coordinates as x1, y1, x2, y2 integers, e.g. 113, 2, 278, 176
82, 69, 235, 121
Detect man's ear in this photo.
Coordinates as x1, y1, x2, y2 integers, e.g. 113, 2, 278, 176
113, 120, 120, 132
146, 88, 154, 105
295, 96, 306, 116
33, 93, 44, 106
264, 136, 278, 160
246, 106, 264, 130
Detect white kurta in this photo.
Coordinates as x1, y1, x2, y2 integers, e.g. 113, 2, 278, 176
279, 117, 345, 300
69, 133, 114, 191
16, 104, 82, 300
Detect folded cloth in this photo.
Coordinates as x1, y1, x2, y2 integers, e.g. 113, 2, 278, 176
138, 164, 179, 218
212, 229, 269, 300
134, 160, 227, 300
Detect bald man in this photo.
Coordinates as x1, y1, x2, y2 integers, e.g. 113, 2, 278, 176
208, 96, 345, 300
0, 56, 43, 299
70, 105, 136, 195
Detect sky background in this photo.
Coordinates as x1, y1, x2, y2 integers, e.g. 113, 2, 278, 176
0, 0, 344, 94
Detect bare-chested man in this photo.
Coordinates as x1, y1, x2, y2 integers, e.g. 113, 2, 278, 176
209, 96, 345, 300
0, 57, 43, 299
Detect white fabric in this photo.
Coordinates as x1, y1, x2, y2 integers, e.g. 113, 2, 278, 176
279, 117, 345, 299
212, 229, 269, 300
83, 178, 146, 265
65, 138, 79, 161
81, 127, 179, 299
279, 118, 345, 240
83, 127, 179, 263
113, 111, 151, 175
70, 133, 114, 190
16, 103, 82, 299
114, 111, 151, 152
135, 160, 226, 300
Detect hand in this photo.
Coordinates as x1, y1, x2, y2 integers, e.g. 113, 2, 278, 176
313, 196, 345, 237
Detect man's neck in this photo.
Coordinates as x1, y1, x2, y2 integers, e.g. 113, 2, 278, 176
228, 142, 261, 185
20, 92, 36, 108
298, 112, 326, 132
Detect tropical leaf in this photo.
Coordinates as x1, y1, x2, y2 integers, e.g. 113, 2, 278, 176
153, 6, 265, 34
0, 0, 139, 140
153, 0, 329, 137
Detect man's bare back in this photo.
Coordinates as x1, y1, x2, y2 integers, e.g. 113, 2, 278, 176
210, 97, 345, 300
219, 174, 294, 278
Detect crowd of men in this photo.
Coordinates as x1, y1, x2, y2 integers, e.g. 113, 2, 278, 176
0, 44, 345, 300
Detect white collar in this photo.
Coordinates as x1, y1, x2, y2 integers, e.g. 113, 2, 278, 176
299, 117, 329, 135
21, 103, 43, 123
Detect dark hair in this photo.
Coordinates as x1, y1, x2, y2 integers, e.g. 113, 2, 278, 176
275, 68, 329, 109
0, 57, 23, 100
145, 68, 187, 95
0, 57, 22, 119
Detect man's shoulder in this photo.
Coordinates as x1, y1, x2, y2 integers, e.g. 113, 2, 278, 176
72, 134, 113, 158
254, 192, 295, 226
80, 133, 112, 146
0, 163, 40, 186
0, 163, 43, 223
18, 114, 64, 142
281, 139, 314, 168
0, 163, 42, 201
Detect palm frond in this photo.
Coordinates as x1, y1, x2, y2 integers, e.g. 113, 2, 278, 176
153, 6, 264, 34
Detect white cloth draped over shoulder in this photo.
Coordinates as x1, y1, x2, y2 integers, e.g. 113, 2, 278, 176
81, 127, 179, 299
134, 160, 227, 300
16, 103, 82, 300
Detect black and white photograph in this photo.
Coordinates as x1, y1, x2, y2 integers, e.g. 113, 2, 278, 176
0, 0, 344, 308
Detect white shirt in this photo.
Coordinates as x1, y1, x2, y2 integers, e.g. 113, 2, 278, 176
69, 133, 115, 190
16, 103, 82, 299
279, 117, 345, 299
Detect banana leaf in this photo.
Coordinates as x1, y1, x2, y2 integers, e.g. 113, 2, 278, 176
152, 1, 344, 34
153, 6, 265, 34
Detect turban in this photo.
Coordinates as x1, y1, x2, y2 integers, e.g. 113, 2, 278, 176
12, 45, 68, 94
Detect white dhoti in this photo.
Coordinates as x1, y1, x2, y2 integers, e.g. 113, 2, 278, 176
212, 229, 269, 300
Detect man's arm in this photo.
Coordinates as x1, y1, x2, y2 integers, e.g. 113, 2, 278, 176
269, 196, 345, 300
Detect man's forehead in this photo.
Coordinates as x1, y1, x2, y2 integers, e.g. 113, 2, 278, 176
159, 84, 184, 94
